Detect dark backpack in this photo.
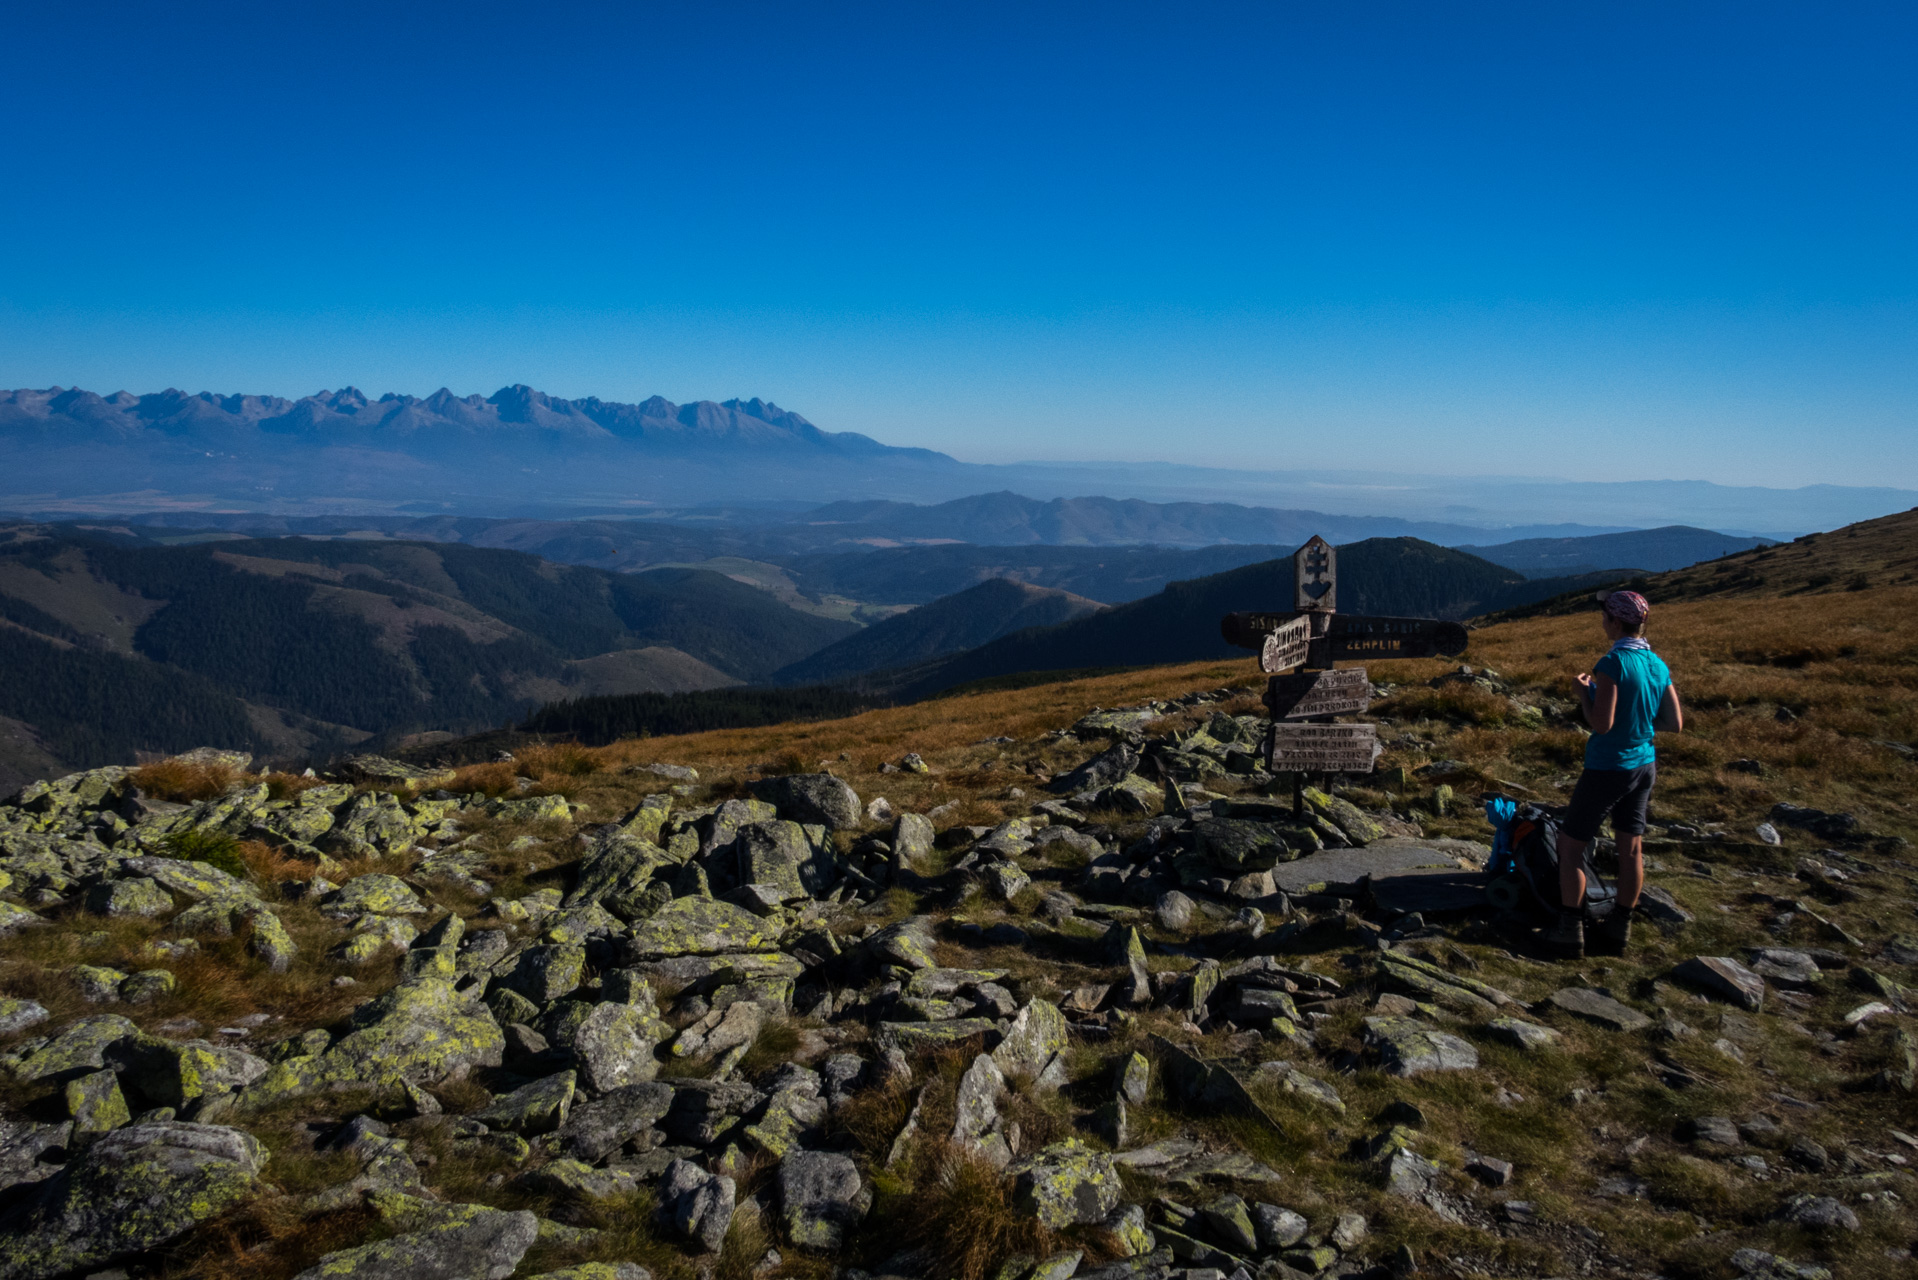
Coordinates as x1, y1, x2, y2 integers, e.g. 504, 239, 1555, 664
1484, 797, 1614, 918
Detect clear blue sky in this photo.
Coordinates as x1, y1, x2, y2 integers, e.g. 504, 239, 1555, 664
4, 1, 1914, 487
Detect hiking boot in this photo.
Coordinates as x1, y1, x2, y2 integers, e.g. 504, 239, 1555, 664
1544, 909, 1585, 960
1588, 905, 1634, 956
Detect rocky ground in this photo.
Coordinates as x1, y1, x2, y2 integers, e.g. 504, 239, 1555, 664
0, 667, 1913, 1280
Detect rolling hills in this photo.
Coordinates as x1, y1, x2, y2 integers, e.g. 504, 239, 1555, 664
1459, 523, 1774, 576
0, 525, 857, 789
769, 578, 1104, 686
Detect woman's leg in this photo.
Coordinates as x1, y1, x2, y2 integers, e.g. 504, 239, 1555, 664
1615, 834, 1644, 908
1556, 831, 1590, 909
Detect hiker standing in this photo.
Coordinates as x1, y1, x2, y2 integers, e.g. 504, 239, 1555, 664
1546, 589, 1684, 958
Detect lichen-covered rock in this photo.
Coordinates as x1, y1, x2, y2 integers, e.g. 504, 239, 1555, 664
776, 1149, 870, 1249
514, 1158, 643, 1200
625, 896, 779, 958
1362, 1017, 1479, 1076
523, 1264, 652, 1280
477, 1070, 576, 1135
557, 1081, 676, 1163
1009, 1139, 1123, 1228
0, 1121, 266, 1280
496, 942, 586, 1004
69, 964, 128, 1002
0, 997, 49, 1036
114, 1035, 270, 1109
0, 1119, 70, 1189
1201, 1192, 1259, 1253
893, 812, 934, 871
1303, 788, 1387, 845
65, 1068, 129, 1142
488, 793, 572, 824
750, 773, 862, 831
1190, 819, 1293, 872
564, 834, 670, 910
119, 968, 176, 1004
293, 1198, 538, 1279
566, 998, 668, 1093
867, 916, 938, 970
13, 1014, 141, 1082
332, 915, 420, 964
993, 998, 1068, 1085
950, 1052, 1007, 1154
86, 876, 173, 918
737, 819, 838, 901
242, 978, 504, 1106
879, 1019, 998, 1053
657, 1157, 737, 1253
327, 873, 428, 916
120, 854, 259, 907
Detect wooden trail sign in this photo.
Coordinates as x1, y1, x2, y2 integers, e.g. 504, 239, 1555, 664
1269, 722, 1379, 773
1225, 610, 1469, 660
1266, 667, 1372, 720
1295, 535, 1336, 612
1323, 614, 1469, 661
1259, 615, 1311, 673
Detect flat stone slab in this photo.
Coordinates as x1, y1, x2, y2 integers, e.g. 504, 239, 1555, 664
1270, 838, 1484, 895
1547, 987, 1652, 1031
1369, 869, 1491, 916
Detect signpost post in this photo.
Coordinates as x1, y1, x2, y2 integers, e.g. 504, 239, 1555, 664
1217, 536, 1468, 818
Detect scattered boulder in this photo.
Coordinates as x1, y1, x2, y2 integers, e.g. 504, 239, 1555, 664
750, 773, 862, 831
656, 1158, 736, 1253
293, 1198, 538, 1280
0, 1122, 266, 1280
1362, 1017, 1479, 1076
1674, 956, 1766, 1010
1010, 1140, 1123, 1228
776, 1149, 871, 1249
1546, 987, 1653, 1031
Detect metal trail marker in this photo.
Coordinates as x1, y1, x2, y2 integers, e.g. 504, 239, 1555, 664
1217, 535, 1469, 817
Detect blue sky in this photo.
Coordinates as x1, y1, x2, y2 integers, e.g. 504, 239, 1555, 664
3, 1, 1914, 487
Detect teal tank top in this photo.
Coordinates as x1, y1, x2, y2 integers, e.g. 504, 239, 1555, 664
1586, 644, 1671, 771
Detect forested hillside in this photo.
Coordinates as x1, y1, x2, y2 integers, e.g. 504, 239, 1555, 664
0, 526, 857, 788
770, 578, 1102, 686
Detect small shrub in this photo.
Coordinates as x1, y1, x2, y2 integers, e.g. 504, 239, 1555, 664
159, 829, 248, 880
131, 758, 242, 803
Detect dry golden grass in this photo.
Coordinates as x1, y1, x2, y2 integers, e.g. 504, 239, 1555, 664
129, 757, 244, 802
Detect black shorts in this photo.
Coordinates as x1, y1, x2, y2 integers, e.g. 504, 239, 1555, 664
1564, 763, 1656, 842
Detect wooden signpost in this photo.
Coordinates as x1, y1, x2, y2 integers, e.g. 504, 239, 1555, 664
1217, 535, 1468, 816
1259, 615, 1311, 673
1269, 722, 1380, 773
1266, 667, 1371, 719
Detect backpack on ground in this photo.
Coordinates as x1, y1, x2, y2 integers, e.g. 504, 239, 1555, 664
1483, 796, 1614, 919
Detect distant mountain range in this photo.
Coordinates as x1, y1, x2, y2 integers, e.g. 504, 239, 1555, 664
5, 384, 1914, 532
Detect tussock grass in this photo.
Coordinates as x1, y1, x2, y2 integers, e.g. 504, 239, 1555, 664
129, 757, 243, 802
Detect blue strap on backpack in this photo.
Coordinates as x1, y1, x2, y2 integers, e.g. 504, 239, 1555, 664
1484, 796, 1518, 875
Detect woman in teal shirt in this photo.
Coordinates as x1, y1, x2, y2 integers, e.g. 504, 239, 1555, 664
1546, 589, 1685, 959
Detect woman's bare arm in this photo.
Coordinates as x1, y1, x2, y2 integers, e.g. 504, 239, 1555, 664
1655, 684, 1683, 733
1582, 672, 1618, 734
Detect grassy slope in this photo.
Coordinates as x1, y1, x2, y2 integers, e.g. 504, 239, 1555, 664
4, 544, 1914, 1278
